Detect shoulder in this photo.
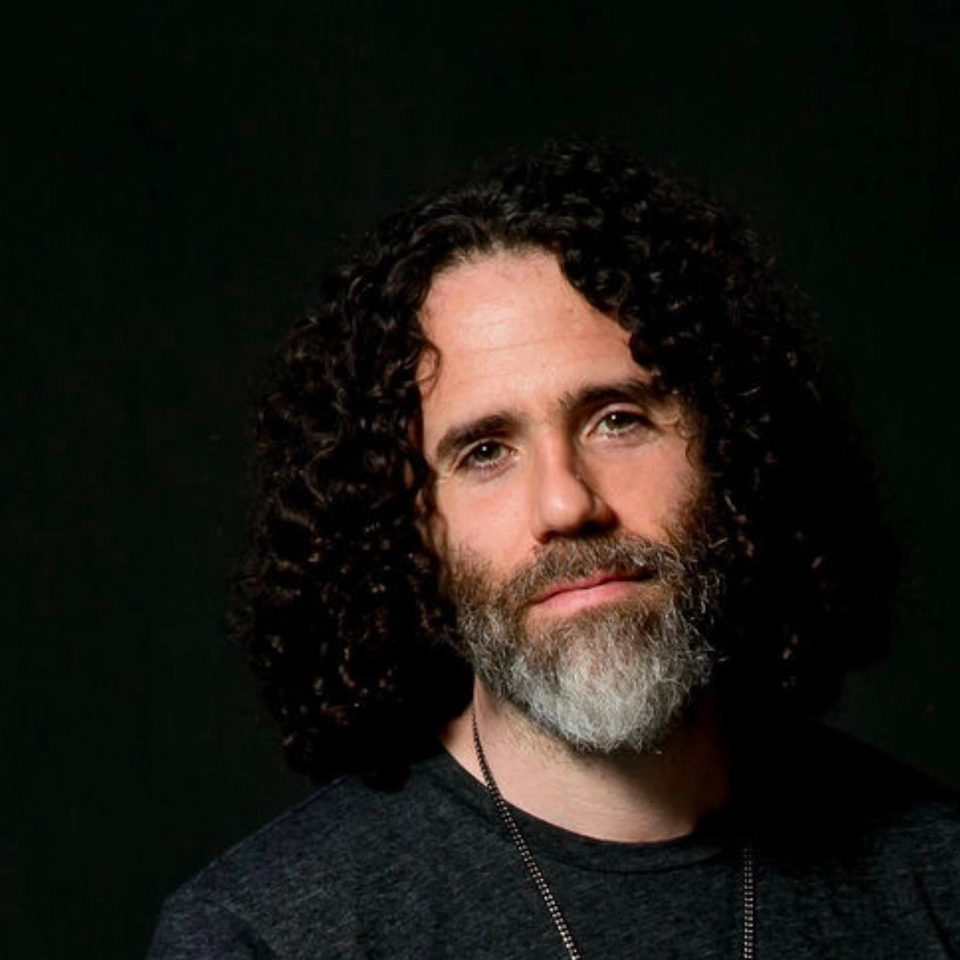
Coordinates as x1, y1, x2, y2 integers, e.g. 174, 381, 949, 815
147, 764, 456, 960
733, 725, 960, 954
748, 722, 960, 870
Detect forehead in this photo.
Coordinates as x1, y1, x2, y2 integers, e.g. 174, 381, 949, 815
418, 251, 645, 444
420, 250, 631, 364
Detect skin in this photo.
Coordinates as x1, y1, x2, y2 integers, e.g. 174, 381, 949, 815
418, 249, 729, 842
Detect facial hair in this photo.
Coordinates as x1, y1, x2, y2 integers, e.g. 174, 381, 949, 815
442, 523, 723, 755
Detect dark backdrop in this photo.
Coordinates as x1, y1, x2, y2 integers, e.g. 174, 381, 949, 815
5, 2, 959, 957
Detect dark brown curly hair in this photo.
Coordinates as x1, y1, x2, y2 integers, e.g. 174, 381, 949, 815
231, 139, 901, 786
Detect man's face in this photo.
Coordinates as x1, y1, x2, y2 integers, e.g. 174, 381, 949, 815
418, 251, 719, 752
419, 249, 700, 602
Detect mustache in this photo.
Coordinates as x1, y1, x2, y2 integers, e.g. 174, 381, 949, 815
447, 533, 690, 610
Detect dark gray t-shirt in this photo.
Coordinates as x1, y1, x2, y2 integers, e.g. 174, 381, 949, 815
148, 727, 959, 959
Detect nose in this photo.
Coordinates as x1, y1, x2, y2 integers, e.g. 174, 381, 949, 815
529, 437, 614, 543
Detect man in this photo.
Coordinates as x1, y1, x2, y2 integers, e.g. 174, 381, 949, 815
149, 140, 958, 958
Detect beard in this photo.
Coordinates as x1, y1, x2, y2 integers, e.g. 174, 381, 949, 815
441, 517, 724, 755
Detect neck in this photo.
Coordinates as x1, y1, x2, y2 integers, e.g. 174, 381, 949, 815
441, 681, 730, 843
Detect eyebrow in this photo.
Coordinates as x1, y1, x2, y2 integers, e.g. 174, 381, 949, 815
558, 377, 665, 418
434, 413, 517, 468
432, 377, 669, 468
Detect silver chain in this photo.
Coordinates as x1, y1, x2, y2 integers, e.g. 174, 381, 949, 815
472, 711, 757, 960
742, 836, 757, 960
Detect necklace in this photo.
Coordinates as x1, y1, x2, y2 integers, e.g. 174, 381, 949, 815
471, 711, 757, 960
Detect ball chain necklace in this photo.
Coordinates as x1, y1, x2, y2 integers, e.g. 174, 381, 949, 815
471, 711, 757, 959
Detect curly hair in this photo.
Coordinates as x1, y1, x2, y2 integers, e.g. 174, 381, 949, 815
231, 139, 901, 785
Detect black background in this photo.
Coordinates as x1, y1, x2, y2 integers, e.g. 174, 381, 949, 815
5, 2, 959, 957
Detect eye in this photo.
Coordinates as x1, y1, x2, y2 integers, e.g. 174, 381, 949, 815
592, 408, 650, 437
456, 439, 513, 473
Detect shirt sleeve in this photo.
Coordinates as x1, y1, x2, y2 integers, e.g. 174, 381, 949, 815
146, 893, 280, 960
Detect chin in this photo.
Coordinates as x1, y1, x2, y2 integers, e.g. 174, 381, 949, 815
486, 601, 716, 756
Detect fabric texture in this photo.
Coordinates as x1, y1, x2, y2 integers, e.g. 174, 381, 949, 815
147, 725, 959, 959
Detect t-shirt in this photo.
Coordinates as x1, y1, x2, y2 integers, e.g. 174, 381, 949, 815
147, 726, 959, 959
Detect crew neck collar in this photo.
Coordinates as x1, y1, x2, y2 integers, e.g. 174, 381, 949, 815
416, 747, 743, 874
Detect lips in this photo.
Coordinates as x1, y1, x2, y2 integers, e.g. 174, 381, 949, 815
531, 569, 651, 606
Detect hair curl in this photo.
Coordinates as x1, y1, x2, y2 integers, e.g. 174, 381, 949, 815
230, 139, 901, 785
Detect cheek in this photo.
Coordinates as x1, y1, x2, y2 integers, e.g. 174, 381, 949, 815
657, 457, 701, 522
600, 446, 700, 527
434, 484, 526, 568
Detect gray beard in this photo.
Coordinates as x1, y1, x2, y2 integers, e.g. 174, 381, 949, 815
443, 528, 723, 755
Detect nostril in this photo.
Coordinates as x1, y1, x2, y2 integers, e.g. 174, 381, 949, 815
578, 518, 615, 538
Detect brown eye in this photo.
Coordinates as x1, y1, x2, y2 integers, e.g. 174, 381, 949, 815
594, 410, 648, 436
458, 440, 511, 472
